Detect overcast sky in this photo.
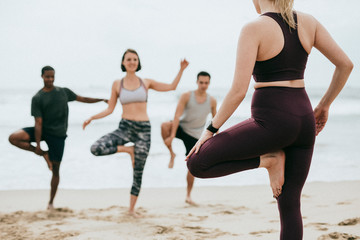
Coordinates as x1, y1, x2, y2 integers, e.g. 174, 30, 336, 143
0, 0, 358, 91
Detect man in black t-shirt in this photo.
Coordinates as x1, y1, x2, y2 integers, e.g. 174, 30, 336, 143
8, 66, 107, 209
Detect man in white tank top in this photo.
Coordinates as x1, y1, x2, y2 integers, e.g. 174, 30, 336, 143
161, 71, 217, 205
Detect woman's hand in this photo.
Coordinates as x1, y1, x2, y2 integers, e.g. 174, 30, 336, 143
83, 118, 92, 130
186, 130, 214, 160
180, 59, 189, 71
314, 106, 329, 136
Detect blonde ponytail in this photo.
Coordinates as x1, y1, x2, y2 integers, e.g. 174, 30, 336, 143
273, 0, 296, 29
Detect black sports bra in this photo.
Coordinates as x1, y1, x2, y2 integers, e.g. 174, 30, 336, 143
252, 12, 309, 82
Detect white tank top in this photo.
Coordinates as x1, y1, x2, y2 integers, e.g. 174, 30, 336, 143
179, 91, 212, 139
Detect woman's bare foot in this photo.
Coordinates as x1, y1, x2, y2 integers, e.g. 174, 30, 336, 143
185, 196, 197, 206
260, 150, 285, 199
168, 152, 176, 168
42, 152, 52, 171
128, 210, 142, 218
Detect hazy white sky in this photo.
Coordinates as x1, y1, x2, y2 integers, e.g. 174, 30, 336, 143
0, 0, 358, 91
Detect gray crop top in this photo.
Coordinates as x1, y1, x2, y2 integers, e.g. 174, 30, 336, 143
119, 78, 148, 105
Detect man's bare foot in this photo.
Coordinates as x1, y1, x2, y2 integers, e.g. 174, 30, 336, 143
43, 152, 52, 171
185, 196, 197, 206
168, 152, 176, 168
47, 203, 54, 210
260, 150, 285, 199
128, 210, 142, 218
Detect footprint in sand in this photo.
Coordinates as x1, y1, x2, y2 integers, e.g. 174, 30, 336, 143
207, 203, 225, 208
182, 225, 230, 239
213, 210, 235, 215
250, 229, 277, 236
154, 225, 174, 234
186, 213, 208, 222
317, 232, 360, 240
305, 222, 330, 231
38, 228, 79, 240
208, 204, 249, 215
338, 218, 360, 226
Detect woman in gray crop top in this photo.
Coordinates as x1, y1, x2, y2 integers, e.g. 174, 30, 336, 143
83, 49, 189, 217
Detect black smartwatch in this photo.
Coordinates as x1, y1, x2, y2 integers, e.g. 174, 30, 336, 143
207, 122, 219, 133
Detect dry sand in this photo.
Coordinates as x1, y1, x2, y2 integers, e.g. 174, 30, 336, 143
0, 181, 359, 240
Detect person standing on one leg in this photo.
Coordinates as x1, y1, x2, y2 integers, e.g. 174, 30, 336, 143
186, 0, 353, 239
161, 71, 217, 205
8, 66, 108, 210
83, 49, 189, 217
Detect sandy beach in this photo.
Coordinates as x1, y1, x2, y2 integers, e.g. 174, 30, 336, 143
1, 181, 359, 240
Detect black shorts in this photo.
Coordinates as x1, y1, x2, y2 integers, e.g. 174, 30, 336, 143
22, 127, 66, 162
176, 126, 198, 156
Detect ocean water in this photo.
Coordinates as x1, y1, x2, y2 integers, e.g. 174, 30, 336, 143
0, 85, 359, 190
1, 0, 359, 190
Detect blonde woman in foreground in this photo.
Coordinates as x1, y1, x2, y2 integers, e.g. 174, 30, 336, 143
186, 0, 353, 239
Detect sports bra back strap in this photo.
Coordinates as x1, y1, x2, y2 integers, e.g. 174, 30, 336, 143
263, 13, 287, 39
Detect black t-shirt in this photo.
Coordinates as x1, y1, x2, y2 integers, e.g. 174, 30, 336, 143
31, 86, 77, 137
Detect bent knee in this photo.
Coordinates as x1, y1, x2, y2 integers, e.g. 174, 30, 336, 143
187, 158, 207, 178
9, 130, 29, 145
8, 134, 16, 145
90, 144, 100, 156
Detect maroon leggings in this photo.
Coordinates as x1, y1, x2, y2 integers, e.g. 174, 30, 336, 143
187, 87, 316, 240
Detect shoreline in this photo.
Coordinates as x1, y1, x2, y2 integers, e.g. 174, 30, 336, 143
1, 181, 359, 239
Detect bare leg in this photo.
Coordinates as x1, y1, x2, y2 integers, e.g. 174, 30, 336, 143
161, 122, 176, 168
128, 194, 142, 218
185, 171, 196, 205
117, 145, 135, 168
259, 150, 285, 198
9, 130, 52, 170
48, 161, 61, 210
42, 152, 52, 171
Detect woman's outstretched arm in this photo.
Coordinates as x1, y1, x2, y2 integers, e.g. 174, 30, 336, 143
83, 81, 119, 129
145, 59, 189, 92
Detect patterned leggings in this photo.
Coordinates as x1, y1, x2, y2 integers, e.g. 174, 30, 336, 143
90, 119, 151, 196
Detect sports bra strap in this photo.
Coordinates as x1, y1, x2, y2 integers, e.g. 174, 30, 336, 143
119, 77, 147, 92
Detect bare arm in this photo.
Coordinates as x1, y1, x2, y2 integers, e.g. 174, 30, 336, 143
313, 19, 353, 135
76, 96, 108, 103
83, 81, 119, 129
171, 93, 190, 137
187, 22, 259, 157
210, 96, 217, 117
211, 23, 258, 129
34, 117, 43, 155
164, 92, 190, 147
146, 59, 189, 92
